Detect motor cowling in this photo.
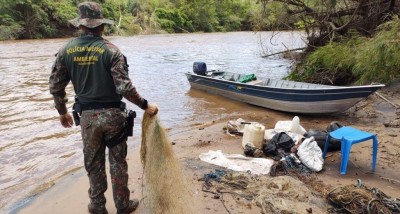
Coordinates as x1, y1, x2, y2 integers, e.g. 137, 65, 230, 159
193, 62, 207, 75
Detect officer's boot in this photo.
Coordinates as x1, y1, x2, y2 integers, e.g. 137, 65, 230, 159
117, 199, 139, 214
88, 203, 108, 214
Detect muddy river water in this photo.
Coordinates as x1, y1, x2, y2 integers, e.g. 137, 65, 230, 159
0, 31, 305, 212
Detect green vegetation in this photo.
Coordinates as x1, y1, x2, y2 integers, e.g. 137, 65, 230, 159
0, 0, 282, 40
288, 18, 400, 85
0, 0, 77, 39
154, 8, 193, 33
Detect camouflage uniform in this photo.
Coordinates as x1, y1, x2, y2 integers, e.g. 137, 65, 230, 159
80, 108, 129, 209
49, 2, 147, 211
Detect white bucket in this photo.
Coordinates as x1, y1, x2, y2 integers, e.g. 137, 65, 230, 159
242, 123, 265, 149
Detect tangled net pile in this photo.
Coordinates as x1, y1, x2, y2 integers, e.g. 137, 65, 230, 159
140, 113, 196, 214
327, 180, 400, 214
269, 155, 331, 196
268, 155, 400, 213
202, 170, 328, 213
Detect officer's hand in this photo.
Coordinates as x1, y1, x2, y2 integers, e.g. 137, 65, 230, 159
145, 103, 158, 116
59, 113, 73, 128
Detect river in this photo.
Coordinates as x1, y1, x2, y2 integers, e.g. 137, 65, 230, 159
0, 31, 305, 212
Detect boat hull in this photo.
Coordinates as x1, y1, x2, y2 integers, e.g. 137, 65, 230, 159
186, 73, 384, 114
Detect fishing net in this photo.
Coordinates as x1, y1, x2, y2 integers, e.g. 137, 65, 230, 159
266, 156, 400, 213
140, 113, 196, 214
327, 180, 400, 213
269, 156, 331, 196
201, 170, 328, 214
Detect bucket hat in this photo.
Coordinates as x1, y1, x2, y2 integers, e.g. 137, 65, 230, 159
69, 1, 114, 28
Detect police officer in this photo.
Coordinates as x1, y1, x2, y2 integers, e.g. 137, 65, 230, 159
49, 2, 158, 214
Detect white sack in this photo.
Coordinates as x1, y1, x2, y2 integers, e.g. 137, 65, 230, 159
199, 150, 274, 175
274, 116, 306, 135
297, 137, 324, 172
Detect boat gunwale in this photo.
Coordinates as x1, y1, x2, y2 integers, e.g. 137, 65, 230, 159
185, 72, 385, 91
188, 81, 364, 113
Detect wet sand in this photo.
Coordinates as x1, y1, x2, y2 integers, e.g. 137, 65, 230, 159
16, 83, 400, 213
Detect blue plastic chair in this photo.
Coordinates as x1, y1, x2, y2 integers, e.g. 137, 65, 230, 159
322, 126, 378, 175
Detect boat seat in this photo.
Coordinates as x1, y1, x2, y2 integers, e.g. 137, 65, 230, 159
287, 82, 298, 88
233, 74, 241, 81
269, 79, 278, 87
264, 78, 271, 86
222, 73, 233, 81
222, 73, 241, 82
247, 79, 263, 85
268, 79, 281, 87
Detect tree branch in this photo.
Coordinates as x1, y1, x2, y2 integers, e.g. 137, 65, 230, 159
327, 0, 362, 31
261, 47, 305, 58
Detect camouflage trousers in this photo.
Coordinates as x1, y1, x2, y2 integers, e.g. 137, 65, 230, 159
80, 108, 130, 209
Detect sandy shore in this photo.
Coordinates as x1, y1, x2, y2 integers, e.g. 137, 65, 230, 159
16, 83, 400, 214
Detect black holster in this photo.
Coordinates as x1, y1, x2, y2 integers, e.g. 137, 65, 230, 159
126, 110, 136, 137
72, 98, 81, 126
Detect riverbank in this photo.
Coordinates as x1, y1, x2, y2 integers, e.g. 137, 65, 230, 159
15, 81, 400, 213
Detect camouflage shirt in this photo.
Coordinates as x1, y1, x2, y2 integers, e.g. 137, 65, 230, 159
49, 32, 147, 115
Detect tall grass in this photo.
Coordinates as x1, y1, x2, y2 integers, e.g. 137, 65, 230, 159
354, 19, 400, 84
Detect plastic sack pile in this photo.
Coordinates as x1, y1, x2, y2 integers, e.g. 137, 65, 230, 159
140, 113, 196, 214
250, 116, 324, 172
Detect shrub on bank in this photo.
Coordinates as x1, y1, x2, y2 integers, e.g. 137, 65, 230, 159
155, 8, 194, 33
288, 18, 400, 85
0, 21, 24, 40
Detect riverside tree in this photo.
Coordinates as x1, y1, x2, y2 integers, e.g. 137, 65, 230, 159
0, 0, 270, 40
268, 0, 400, 85
0, 0, 77, 39
259, 0, 399, 51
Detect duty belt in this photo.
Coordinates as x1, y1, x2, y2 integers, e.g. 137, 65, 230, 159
81, 102, 126, 111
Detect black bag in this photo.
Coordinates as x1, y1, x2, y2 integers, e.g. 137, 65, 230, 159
272, 132, 295, 151
262, 142, 277, 156
304, 128, 340, 151
262, 132, 295, 160
325, 121, 344, 151
326, 121, 344, 133
305, 129, 327, 143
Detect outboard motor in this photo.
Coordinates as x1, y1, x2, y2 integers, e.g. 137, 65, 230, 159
193, 62, 207, 75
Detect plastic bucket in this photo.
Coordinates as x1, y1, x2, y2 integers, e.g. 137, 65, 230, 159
242, 123, 265, 149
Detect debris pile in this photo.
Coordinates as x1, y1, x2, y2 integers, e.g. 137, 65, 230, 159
201, 116, 400, 213
327, 180, 400, 213
201, 170, 328, 214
